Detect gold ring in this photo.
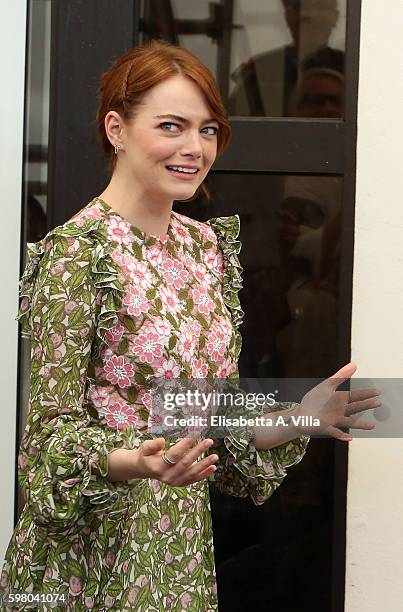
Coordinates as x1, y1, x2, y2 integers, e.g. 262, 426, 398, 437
162, 450, 177, 465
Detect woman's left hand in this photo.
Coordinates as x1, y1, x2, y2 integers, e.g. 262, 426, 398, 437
293, 362, 381, 441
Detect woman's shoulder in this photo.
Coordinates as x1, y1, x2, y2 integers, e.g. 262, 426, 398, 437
171, 210, 241, 248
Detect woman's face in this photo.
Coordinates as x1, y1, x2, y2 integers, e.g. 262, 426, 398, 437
107, 74, 219, 205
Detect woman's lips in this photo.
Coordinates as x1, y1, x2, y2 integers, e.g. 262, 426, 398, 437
166, 167, 199, 180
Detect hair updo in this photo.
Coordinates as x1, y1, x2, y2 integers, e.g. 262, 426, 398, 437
96, 39, 231, 202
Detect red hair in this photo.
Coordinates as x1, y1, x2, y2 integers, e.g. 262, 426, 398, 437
96, 39, 231, 202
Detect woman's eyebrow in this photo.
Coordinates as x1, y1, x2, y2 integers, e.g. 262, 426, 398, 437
155, 113, 218, 125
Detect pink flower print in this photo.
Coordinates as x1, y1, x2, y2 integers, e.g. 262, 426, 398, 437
159, 513, 171, 532
103, 402, 138, 430
131, 260, 154, 290
206, 329, 226, 363
203, 246, 225, 275
104, 355, 135, 388
104, 595, 116, 609
148, 316, 172, 340
64, 300, 77, 314
84, 596, 95, 609
107, 216, 134, 247
180, 593, 193, 609
159, 285, 182, 315
138, 390, 153, 410
147, 412, 161, 439
0, 570, 9, 590
177, 333, 196, 363
132, 331, 164, 363
217, 356, 236, 378
215, 316, 233, 342
84, 206, 102, 220
216, 249, 225, 275
79, 326, 90, 339
200, 223, 218, 244
183, 251, 198, 273
150, 479, 161, 494
69, 575, 83, 595
88, 385, 109, 408
18, 453, 28, 470
191, 358, 208, 378
111, 248, 126, 268
187, 558, 198, 573
185, 527, 194, 541
50, 261, 66, 275
123, 285, 150, 317
50, 332, 63, 348
155, 358, 181, 379
162, 257, 189, 290
105, 549, 116, 568
127, 587, 140, 605
147, 244, 164, 268
105, 322, 125, 344
191, 287, 215, 316
20, 296, 29, 313
186, 318, 202, 338
194, 266, 212, 286
174, 224, 193, 248
164, 551, 174, 564
33, 345, 42, 360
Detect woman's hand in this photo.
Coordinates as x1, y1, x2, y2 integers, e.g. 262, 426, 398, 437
107, 437, 218, 485
294, 362, 381, 441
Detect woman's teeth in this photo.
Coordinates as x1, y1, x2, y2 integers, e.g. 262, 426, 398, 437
166, 166, 198, 174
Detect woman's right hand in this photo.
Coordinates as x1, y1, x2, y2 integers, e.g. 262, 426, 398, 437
107, 437, 219, 486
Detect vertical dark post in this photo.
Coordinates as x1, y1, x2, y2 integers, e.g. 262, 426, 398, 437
47, 0, 138, 229
332, 1, 362, 611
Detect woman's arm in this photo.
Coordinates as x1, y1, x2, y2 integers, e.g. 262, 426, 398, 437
17, 231, 131, 529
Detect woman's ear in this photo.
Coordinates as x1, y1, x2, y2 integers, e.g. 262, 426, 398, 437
104, 110, 125, 149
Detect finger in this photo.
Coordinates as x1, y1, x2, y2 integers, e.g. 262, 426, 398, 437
141, 438, 166, 456
184, 454, 219, 479
348, 388, 381, 402
346, 397, 381, 416
341, 417, 375, 431
328, 362, 357, 389
173, 438, 214, 471
160, 437, 199, 465
184, 464, 218, 486
325, 425, 353, 442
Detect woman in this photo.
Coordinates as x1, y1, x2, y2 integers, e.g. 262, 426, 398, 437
1, 40, 378, 611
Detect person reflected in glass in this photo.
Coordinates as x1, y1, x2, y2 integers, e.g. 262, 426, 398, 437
227, 0, 341, 117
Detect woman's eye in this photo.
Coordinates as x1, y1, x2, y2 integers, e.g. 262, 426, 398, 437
159, 122, 218, 136
160, 122, 180, 132
202, 126, 218, 136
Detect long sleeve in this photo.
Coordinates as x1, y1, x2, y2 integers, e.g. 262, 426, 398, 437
206, 215, 310, 505
16, 221, 132, 531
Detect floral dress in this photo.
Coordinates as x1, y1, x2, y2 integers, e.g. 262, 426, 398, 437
1, 198, 309, 611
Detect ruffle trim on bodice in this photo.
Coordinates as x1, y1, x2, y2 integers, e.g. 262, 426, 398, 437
207, 215, 245, 359
16, 217, 124, 349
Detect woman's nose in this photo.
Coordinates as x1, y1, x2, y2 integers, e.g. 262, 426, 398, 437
181, 130, 203, 158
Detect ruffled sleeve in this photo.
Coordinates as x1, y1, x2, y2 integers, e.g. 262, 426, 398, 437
16, 218, 132, 531
206, 215, 310, 506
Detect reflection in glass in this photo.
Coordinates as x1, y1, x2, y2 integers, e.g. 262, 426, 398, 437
174, 173, 342, 610
175, 173, 342, 379
140, 0, 346, 118
18, 0, 51, 515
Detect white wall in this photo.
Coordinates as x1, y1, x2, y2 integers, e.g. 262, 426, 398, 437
0, 0, 27, 560
347, 1, 403, 611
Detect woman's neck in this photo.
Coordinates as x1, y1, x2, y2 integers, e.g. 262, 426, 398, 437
99, 171, 173, 236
